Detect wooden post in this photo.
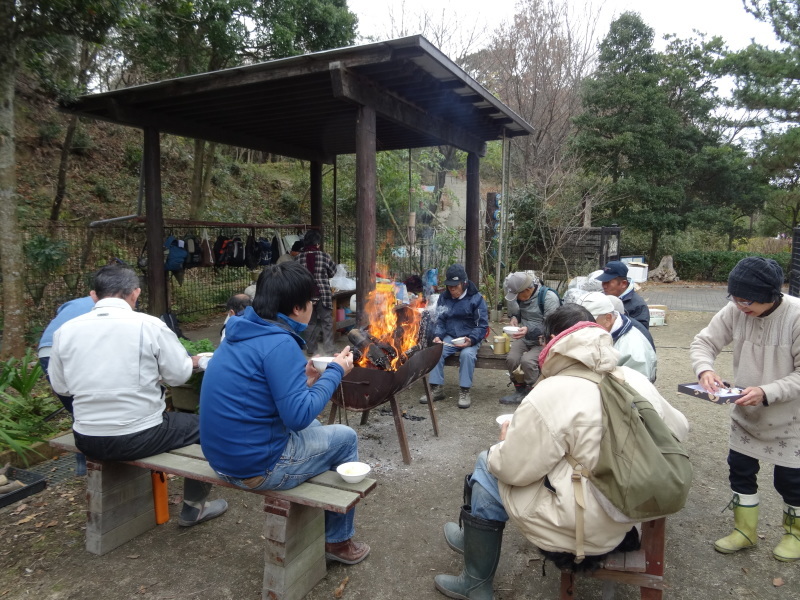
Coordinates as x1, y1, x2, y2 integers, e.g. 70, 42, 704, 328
355, 105, 377, 326
143, 128, 167, 316
310, 161, 323, 236
465, 152, 480, 285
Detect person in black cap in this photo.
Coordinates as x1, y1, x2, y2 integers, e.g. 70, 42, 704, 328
691, 256, 800, 562
277, 240, 304, 265
420, 264, 488, 409
595, 260, 650, 331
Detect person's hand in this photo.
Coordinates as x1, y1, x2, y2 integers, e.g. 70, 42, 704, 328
433, 337, 442, 344
305, 360, 321, 386
734, 386, 766, 407
513, 326, 528, 340
499, 420, 510, 441
698, 370, 723, 394
454, 337, 471, 348
332, 345, 354, 375
190, 355, 201, 370
509, 317, 518, 327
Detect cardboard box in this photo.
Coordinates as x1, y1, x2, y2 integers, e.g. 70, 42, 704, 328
677, 382, 744, 405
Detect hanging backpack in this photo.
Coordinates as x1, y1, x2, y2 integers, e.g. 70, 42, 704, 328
537, 285, 563, 315
257, 237, 272, 266
224, 235, 246, 267
164, 235, 188, 272
183, 234, 203, 268
559, 365, 692, 562
245, 234, 260, 270
213, 235, 232, 266
199, 231, 215, 267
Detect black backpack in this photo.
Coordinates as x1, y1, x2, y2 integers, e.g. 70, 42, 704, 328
224, 235, 246, 267
245, 234, 260, 269
213, 235, 232, 266
183, 234, 203, 268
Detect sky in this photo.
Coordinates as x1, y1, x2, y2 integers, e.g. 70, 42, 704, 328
346, 0, 779, 53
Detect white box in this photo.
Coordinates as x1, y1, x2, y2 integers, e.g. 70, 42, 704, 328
627, 261, 648, 283
649, 308, 665, 327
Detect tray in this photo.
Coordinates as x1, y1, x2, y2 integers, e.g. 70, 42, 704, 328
0, 466, 48, 508
677, 382, 744, 405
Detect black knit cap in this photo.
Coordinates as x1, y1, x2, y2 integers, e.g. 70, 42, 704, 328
727, 257, 784, 304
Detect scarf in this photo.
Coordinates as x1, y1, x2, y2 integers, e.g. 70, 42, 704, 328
610, 314, 633, 343
304, 244, 319, 275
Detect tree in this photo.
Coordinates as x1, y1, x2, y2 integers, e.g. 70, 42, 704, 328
572, 13, 727, 262
0, 0, 123, 358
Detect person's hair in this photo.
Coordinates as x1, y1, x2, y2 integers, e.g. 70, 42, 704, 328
543, 304, 595, 339
93, 264, 140, 299
252, 262, 316, 320
303, 229, 321, 247
226, 293, 252, 314
290, 240, 304, 253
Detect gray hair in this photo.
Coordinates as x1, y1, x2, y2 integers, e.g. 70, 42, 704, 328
93, 265, 140, 299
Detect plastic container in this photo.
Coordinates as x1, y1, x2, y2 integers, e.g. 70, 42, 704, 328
649, 309, 665, 327
493, 336, 506, 355
151, 471, 170, 524
0, 467, 47, 508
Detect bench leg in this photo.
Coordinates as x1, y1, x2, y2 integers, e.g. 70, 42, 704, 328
560, 571, 575, 598
422, 375, 440, 437
640, 518, 665, 600
389, 395, 412, 464
85, 459, 156, 555
262, 497, 326, 600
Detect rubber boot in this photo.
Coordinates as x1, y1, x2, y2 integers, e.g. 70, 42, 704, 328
499, 382, 530, 405
434, 506, 504, 600
773, 504, 800, 562
178, 479, 228, 527
444, 476, 474, 554
421, 384, 446, 404
714, 492, 758, 553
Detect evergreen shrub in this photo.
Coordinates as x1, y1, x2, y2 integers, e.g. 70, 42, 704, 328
674, 251, 790, 282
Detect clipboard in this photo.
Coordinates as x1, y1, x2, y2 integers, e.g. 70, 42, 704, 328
677, 382, 744, 404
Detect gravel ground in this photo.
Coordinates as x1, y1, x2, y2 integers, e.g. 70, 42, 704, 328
1, 309, 797, 599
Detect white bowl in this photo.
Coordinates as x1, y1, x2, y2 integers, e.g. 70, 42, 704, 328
503, 326, 520, 335
196, 352, 214, 358
312, 357, 335, 372
496, 414, 514, 426
451, 337, 467, 345
336, 462, 371, 484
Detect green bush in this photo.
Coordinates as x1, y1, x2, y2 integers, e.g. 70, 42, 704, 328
673, 251, 790, 282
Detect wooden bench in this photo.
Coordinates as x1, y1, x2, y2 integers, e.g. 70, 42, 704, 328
49, 432, 376, 600
559, 518, 666, 599
443, 342, 508, 371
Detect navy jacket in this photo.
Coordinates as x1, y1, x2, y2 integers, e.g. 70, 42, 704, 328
434, 280, 489, 346
621, 289, 651, 332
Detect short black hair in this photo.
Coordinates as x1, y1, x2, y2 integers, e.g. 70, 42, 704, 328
543, 304, 595, 340
226, 293, 252, 314
252, 262, 316, 320
303, 229, 321, 247
291, 240, 304, 252
93, 264, 140, 299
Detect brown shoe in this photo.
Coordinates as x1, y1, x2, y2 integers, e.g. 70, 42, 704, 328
325, 539, 371, 565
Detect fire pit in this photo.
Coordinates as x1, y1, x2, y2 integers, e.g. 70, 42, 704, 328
327, 287, 442, 464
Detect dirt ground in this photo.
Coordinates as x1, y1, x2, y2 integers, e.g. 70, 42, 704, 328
2, 309, 798, 599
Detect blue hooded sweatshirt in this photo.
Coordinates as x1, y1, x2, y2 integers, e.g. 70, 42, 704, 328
199, 306, 344, 478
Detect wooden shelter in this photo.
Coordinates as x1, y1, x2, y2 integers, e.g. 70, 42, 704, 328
61, 36, 534, 316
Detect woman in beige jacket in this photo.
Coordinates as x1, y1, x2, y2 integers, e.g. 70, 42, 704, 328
433, 305, 688, 600
691, 256, 800, 562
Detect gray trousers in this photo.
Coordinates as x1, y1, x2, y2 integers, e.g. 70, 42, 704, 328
505, 338, 543, 386
304, 303, 335, 355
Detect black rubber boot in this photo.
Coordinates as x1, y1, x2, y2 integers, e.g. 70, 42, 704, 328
499, 382, 530, 405
434, 506, 505, 599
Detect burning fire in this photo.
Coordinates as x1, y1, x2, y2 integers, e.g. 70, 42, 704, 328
355, 283, 424, 370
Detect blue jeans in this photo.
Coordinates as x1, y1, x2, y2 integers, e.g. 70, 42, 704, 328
216, 421, 359, 543
468, 451, 509, 522
429, 337, 480, 388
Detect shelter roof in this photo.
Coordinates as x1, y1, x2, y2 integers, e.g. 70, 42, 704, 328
61, 36, 533, 163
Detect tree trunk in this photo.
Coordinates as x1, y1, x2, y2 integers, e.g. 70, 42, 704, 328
648, 229, 659, 267
582, 195, 592, 227
199, 141, 216, 214
189, 138, 205, 219
49, 115, 78, 221
0, 23, 27, 358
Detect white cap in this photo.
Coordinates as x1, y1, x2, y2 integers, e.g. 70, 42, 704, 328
576, 291, 614, 318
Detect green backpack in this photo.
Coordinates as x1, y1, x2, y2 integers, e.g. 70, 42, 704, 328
560, 366, 692, 561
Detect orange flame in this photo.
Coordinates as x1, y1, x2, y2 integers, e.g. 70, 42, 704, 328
356, 285, 423, 370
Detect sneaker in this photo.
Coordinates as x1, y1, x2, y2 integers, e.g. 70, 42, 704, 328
325, 539, 371, 565
420, 384, 446, 404
458, 388, 471, 409
178, 499, 229, 527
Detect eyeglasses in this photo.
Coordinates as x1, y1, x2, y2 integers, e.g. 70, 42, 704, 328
310, 297, 320, 306
727, 295, 754, 307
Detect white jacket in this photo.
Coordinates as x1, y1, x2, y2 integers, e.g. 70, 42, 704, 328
487, 323, 688, 555
49, 298, 193, 436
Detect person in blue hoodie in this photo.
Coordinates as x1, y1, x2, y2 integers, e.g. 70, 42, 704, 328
419, 264, 489, 409
200, 262, 370, 565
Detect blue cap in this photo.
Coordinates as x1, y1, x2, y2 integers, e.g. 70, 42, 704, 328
595, 261, 628, 282
444, 264, 468, 286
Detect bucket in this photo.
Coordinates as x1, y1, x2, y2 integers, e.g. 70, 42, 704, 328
493, 336, 506, 355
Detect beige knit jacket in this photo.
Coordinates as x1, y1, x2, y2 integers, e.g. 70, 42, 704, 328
690, 296, 800, 468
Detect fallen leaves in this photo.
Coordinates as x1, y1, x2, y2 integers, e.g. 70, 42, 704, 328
774, 577, 784, 587
333, 575, 349, 598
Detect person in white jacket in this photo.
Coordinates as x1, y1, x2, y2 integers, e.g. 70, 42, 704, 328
433, 304, 688, 599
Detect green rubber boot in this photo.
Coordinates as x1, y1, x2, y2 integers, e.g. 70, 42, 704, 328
714, 492, 758, 554
434, 506, 504, 600
773, 504, 800, 562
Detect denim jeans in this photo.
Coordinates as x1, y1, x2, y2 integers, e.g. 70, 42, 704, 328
468, 451, 509, 522
216, 420, 360, 543
429, 336, 480, 389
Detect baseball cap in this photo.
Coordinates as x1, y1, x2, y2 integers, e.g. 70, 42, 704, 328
444, 264, 468, 286
504, 272, 538, 301
576, 291, 615, 318
595, 261, 629, 282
